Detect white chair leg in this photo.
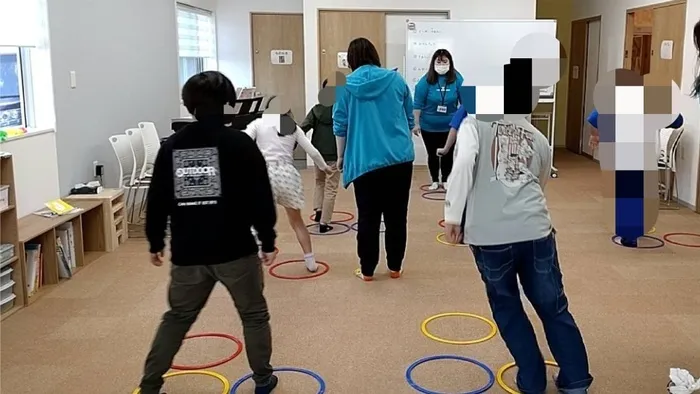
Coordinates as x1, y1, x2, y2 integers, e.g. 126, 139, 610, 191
127, 183, 141, 223
138, 184, 150, 219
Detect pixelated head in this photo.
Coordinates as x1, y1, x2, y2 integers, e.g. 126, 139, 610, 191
511, 32, 565, 89
461, 33, 562, 122
426, 49, 457, 85
318, 72, 347, 107
182, 71, 236, 120
262, 95, 296, 136
347, 37, 381, 71
593, 68, 681, 134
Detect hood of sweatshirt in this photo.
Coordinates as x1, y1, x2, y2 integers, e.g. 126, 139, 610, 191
345, 65, 399, 101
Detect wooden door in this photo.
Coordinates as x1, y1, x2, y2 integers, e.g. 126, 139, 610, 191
649, 3, 686, 86
565, 20, 588, 154
251, 13, 306, 160
623, 13, 635, 69
318, 11, 386, 85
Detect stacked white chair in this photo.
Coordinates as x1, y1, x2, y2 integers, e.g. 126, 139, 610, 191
658, 119, 684, 209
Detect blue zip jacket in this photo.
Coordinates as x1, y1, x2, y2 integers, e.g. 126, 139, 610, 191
333, 65, 415, 187
413, 72, 464, 132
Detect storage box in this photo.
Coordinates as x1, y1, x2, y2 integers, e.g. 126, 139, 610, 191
0, 267, 13, 287
0, 244, 14, 263
0, 279, 15, 304
0, 185, 8, 210
0, 293, 16, 314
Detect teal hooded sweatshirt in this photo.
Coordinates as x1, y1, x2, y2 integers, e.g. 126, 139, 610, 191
333, 65, 415, 187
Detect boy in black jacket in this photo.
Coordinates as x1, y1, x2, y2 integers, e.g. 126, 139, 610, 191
140, 71, 279, 394
299, 79, 339, 233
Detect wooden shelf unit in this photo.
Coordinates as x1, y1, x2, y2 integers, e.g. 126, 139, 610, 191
0, 155, 23, 320
17, 199, 106, 306
65, 189, 127, 252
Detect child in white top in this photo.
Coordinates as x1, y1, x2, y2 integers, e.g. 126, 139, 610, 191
245, 112, 333, 272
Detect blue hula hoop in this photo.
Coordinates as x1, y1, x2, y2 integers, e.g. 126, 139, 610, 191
230, 367, 326, 394
405, 355, 495, 394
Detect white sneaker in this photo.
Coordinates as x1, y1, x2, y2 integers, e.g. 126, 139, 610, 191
428, 182, 439, 190
440, 182, 447, 191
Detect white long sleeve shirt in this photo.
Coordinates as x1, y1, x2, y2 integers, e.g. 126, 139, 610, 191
244, 116, 329, 170
444, 116, 552, 245
444, 116, 479, 225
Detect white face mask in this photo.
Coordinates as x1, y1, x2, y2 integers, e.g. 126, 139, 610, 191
435, 64, 450, 75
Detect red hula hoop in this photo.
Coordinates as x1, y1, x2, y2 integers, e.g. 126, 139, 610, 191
419, 184, 446, 192
438, 219, 445, 228
662, 232, 700, 248
269, 260, 330, 280
171, 332, 243, 370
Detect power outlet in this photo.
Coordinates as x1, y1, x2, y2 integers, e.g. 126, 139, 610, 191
93, 161, 100, 177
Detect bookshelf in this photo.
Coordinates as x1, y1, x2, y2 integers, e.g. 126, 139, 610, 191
17, 199, 106, 306
0, 154, 24, 320
65, 189, 128, 252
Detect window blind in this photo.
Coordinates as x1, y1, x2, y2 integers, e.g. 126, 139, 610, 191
0, 0, 41, 47
177, 3, 216, 59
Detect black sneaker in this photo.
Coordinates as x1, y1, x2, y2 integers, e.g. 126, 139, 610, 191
620, 237, 638, 247
319, 224, 333, 233
255, 375, 279, 394
313, 210, 322, 223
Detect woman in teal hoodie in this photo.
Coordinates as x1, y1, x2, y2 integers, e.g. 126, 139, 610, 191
413, 49, 463, 191
333, 37, 415, 281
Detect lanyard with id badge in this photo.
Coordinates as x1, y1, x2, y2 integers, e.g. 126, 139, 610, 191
436, 81, 448, 113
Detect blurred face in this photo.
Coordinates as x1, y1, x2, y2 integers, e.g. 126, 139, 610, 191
434, 56, 450, 75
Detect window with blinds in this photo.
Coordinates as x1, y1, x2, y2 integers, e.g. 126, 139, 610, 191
176, 3, 217, 87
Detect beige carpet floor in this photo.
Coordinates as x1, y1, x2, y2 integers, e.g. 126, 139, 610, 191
1, 151, 699, 394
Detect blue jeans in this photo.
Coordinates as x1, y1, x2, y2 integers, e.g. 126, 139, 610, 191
469, 231, 593, 394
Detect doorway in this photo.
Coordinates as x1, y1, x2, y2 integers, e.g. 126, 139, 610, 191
250, 13, 306, 162
581, 19, 601, 159
565, 17, 601, 156
623, 1, 686, 85
318, 11, 386, 85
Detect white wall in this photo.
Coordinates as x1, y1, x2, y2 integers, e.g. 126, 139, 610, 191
302, 0, 537, 112
217, 0, 304, 87
0, 132, 61, 217
573, 0, 700, 208
47, 0, 181, 195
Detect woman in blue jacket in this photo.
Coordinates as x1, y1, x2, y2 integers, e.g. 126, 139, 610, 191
413, 49, 464, 190
334, 37, 415, 281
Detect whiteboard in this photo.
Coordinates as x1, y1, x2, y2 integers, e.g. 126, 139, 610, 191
405, 19, 558, 95
386, 14, 448, 78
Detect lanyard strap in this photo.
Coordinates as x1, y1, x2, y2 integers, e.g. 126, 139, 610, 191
438, 80, 447, 105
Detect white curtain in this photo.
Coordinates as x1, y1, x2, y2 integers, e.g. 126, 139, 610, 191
0, 0, 41, 47
177, 4, 216, 59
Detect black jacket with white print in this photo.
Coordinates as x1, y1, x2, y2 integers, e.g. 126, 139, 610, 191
145, 117, 277, 266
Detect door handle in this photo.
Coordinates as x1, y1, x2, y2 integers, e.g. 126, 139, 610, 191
572, 66, 579, 79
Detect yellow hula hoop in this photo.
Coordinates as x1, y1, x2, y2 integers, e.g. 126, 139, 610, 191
436, 232, 469, 247
131, 370, 230, 394
420, 312, 498, 345
647, 227, 656, 234
496, 360, 559, 394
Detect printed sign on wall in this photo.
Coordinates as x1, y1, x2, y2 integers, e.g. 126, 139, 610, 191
337, 52, 349, 69
660, 40, 673, 60
271, 50, 293, 65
